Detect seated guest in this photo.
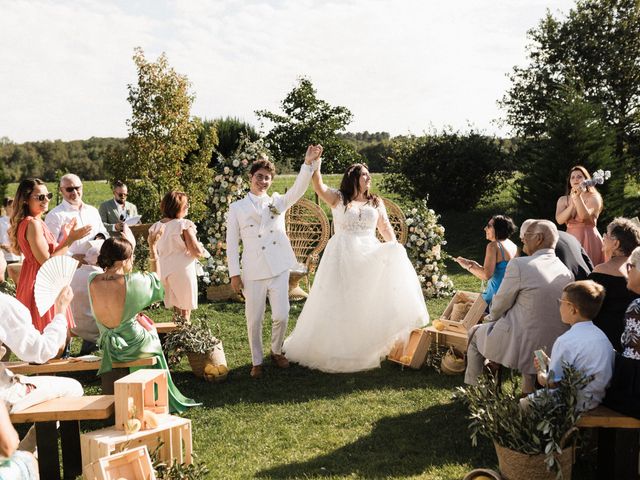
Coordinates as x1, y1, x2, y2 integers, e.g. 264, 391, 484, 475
521, 219, 593, 280
45, 173, 108, 263
603, 246, 640, 418
465, 220, 573, 393
588, 218, 640, 351
0, 287, 83, 413
149, 191, 206, 322
0, 198, 21, 283
0, 402, 38, 480
533, 280, 614, 412
98, 180, 139, 237
88, 236, 199, 413
455, 214, 518, 307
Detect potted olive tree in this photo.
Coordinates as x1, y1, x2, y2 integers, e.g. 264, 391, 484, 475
458, 364, 590, 480
163, 315, 228, 382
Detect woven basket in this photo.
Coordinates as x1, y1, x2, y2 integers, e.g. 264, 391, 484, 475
186, 352, 213, 378
463, 468, 501, 480
494, 434, 575, 480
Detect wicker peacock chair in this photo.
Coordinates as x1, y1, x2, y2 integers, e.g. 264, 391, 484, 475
285, 197, 331, 300
377, 197, 408, 245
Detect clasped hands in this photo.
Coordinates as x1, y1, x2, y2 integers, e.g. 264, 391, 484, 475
304, 144, 323, 166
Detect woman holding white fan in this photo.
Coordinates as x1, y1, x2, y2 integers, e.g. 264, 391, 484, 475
8, 178, 91, 335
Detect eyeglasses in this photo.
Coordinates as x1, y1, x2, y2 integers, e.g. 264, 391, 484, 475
557, 298, 573, 307
32, 193, 53, 202
64, 186, 82, 193
627, 263, 637, 273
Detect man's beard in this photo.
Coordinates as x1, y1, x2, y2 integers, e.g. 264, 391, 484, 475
116, 198, 125, 205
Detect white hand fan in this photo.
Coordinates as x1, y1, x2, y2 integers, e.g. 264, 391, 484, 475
34, 256, 79, 316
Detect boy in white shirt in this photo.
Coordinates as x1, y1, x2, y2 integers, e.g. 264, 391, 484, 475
533, 280, 615, 412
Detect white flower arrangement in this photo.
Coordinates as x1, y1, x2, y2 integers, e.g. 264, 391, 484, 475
198, 134, 270, 289
402, 200, 454, 298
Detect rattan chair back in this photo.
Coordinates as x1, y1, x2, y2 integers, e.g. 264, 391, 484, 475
285, 198, 331, 274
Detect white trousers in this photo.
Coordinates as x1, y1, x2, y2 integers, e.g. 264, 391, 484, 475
243, 271, 290, 366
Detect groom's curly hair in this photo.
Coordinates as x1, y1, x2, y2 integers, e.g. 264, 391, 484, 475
250, 154, 276, 177
339, 163, 379, 208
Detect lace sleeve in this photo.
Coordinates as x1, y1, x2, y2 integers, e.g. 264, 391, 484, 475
376, 200, 396, 242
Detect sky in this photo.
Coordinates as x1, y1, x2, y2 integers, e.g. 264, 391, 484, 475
0, 0, 576, 143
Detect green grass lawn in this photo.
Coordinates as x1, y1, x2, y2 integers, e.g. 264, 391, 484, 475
8, 177, 599, 479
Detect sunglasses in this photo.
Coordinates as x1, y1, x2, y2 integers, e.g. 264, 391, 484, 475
117, 193, 128, 197
627, 263, 637, 274
32, 193, 53, 201
64, 186, 82, 193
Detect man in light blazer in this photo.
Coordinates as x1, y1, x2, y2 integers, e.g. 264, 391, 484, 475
465, 219, 574, 393
98, 180, 139, 236
226, 145, 322, 379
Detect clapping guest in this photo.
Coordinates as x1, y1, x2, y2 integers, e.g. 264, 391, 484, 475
45, 173, 109, 263
8, 179, 91, 333
587, 218, 640, 351
148, 191, 205, 322
98, 180, 139, 237
455, 214, 518, 307
555, 165, 604, 265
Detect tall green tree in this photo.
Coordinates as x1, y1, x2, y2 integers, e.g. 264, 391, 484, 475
256, 77, 361, 173
109, 48, 213, 223
212, 117, 258, 160
515, 86, 617, 221
501, 0, 640, 215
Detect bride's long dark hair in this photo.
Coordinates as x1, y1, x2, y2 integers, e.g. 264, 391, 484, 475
338, 163, 379, 208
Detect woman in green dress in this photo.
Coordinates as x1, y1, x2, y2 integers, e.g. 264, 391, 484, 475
88, 234, 199, 413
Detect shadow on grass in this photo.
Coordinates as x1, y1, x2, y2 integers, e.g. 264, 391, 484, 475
255, 400, 495, 479
174, 362, 464, 409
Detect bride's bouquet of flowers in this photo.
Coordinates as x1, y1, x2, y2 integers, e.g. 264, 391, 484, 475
582, 169, 611, 188
199, 134, 271, 292
403, 199, 454, 298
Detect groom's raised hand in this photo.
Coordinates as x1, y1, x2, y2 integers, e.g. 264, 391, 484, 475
304, 144, 323, 165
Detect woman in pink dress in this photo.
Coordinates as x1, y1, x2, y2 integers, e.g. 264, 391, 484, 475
148, 191, 205, 321
555, 165, 604, 266
8, 178, 91, 333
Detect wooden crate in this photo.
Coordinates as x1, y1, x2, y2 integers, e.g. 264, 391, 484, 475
81, 415, 192, 471
438, 290, 486, 334
425, 326, 468, 353
114, 369, 169, 430
83, 445, 156, 480
387, 328, 432, 369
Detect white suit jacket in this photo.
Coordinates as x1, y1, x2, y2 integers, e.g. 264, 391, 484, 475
226, 163, 314, 281
478, 248, 574, 375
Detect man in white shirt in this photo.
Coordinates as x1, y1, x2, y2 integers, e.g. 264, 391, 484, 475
0, 287, 83, 413
45, 174, 109, 262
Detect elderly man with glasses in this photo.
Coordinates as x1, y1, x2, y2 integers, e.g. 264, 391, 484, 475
98, 180, 139, 237
44, 173, 109, 263
464, 219, 574, 394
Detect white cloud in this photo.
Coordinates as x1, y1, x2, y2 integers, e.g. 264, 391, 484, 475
0, 0, 574, 142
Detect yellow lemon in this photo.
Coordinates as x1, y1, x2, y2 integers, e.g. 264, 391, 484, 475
217, 365, 229, 375
473, 476, 493, 480
204, 364, 218, 375
400, 355, 411, 363
433, 320, 445, 331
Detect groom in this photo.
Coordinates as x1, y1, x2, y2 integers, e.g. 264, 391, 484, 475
226, 145, 322, 378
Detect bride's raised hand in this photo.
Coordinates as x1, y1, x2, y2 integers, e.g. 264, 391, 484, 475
304, 144, 323, 165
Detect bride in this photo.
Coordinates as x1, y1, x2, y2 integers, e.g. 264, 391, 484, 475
283, 158, 430, 372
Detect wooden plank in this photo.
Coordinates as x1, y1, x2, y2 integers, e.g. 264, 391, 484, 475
155, 322, 177, 334
577, 405, 640, 429
4, 357, 157, 375
10, 395, 115, 423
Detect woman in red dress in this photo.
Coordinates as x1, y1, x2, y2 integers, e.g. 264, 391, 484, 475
8, 178, 91, 333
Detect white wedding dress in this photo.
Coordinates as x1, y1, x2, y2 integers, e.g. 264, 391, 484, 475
283, 195, 430, 373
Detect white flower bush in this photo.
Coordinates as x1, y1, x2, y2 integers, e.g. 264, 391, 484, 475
403, 200, 454, 298
199, 134, 270, 289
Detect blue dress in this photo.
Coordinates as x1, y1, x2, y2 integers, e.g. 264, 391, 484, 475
481, 242, 508, 306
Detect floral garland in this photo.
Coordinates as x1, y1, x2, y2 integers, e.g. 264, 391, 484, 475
402, 199, 454, 298
198, 135, 270, 290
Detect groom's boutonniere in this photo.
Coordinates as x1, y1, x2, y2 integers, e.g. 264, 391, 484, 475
268, 202, 280, 216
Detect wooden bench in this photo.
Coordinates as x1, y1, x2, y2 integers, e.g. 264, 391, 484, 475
3, 356, 158, 394
11, 395, 115, 480
577, 405, 640, 480
155, 321, 177, 334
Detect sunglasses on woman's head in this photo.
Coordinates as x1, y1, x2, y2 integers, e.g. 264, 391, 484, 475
65, 186, 82, 193
627, 263, 637, 273
32, 193, 53, 201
